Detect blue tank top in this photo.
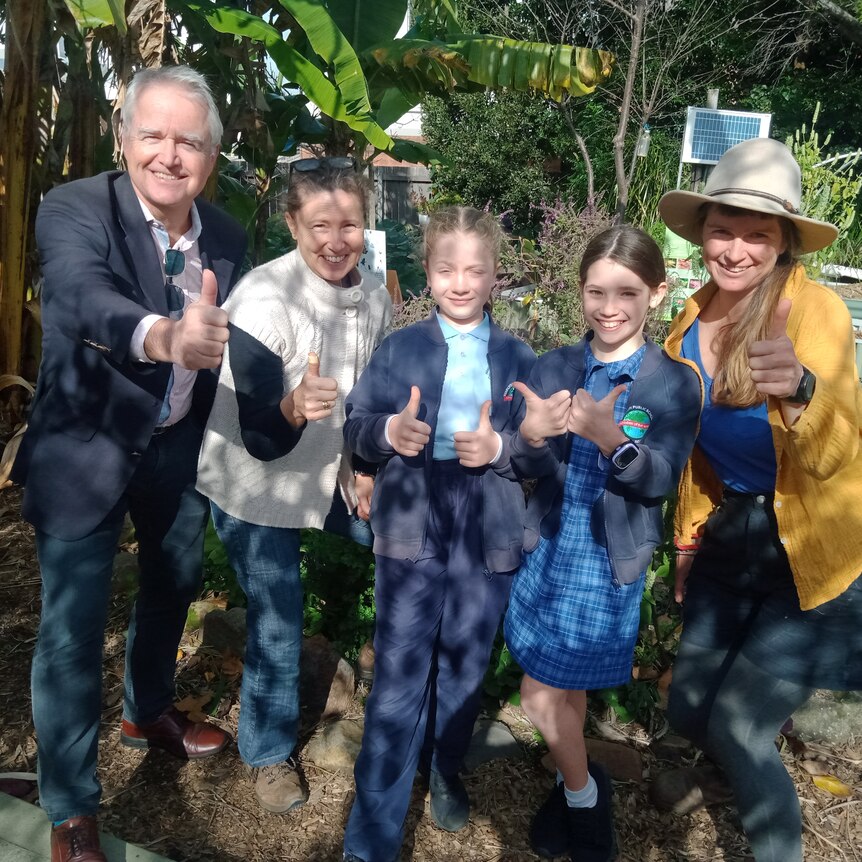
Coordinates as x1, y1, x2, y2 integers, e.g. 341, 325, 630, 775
681, 319, 776, 493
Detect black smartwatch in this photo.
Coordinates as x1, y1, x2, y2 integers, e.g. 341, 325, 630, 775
610, 441, 639, 471
783, 365, 816, 405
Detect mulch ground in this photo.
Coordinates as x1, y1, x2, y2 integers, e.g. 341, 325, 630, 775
1, 484, 860, 862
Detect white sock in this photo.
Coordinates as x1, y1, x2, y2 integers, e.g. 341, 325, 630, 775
564, 773, 598, 808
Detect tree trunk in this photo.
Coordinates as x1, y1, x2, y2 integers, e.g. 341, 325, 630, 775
612, 0, 645, 224
65, 40, 100, 181
0, 0, 48, 377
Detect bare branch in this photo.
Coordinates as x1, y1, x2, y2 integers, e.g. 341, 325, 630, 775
802, 0, 862, 45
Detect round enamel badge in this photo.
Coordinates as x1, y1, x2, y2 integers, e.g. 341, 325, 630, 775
620, 407, 652, 440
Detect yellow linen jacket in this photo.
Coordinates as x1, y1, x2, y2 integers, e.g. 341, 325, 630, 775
665, 265, 862, 610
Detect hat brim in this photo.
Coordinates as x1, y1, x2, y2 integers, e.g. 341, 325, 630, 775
658, 189, 839, 255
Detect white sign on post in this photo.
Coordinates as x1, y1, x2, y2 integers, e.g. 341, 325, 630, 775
360, 230, 387, 281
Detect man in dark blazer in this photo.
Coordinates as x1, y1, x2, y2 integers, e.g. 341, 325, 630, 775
12, 65, 247, 862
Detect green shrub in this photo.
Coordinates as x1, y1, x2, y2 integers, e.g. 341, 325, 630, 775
300, 530, 376, 662
376, 219, 426, 298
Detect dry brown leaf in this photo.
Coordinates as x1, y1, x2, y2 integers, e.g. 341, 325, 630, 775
175, 690, 213, 717
800, 759, 830, 776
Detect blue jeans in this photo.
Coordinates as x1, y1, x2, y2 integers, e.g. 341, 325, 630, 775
211, 491, 371, 767
31, 416, 209, 821
668, 492, 818, 862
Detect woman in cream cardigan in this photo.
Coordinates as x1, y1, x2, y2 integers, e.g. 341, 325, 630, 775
197, 159, 391, 816
653, 137, 862, 862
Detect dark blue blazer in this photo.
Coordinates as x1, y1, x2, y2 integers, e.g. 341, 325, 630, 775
12, 171, 247, 540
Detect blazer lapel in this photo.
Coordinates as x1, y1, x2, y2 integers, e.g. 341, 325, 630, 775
113, 172, 168, 314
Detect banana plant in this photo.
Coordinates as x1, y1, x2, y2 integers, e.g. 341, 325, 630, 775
179, 0, 614, 160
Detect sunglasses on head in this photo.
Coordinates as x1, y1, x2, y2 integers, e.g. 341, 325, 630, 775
289, 156, 356, 175
164, 249, 186, 317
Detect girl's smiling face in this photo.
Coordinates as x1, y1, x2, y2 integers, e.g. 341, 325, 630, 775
581, 258, 666, 362
425, 230, 497, 327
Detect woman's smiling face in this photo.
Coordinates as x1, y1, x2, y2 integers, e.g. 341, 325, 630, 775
701, 206, 788, 300
286, 189, 366, 285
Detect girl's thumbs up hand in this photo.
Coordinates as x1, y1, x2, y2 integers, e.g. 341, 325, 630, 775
568, 385, 628, 455
513, 382, 572, 447
389, 386, 431, 456
453, 401, 500, 467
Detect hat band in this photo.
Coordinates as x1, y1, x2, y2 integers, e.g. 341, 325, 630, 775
707, 187, 799, 215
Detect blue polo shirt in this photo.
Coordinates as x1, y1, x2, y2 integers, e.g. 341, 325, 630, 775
433, 313, 493, 459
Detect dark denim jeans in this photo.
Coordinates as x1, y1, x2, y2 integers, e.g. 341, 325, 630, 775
211, 490, 371, 767
669, 491, 819, 862
31, 416, 209, 821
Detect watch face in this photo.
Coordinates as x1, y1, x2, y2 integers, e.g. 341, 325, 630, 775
786, 367, 816, 404
612, 442, 639, 470
800, 370, 816, 401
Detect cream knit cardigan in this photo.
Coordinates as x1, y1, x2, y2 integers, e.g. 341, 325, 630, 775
197, 249, 392, 528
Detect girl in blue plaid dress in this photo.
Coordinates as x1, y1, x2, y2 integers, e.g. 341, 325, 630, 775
504, 226, 701, 862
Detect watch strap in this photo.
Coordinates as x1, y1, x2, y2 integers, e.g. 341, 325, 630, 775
783, 365, 816, 404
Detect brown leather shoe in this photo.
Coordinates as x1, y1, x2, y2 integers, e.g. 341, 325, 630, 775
120, 705, 231, 760
50, 816, 106, 862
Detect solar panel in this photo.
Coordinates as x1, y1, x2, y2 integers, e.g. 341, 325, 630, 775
682, 107, 772, 165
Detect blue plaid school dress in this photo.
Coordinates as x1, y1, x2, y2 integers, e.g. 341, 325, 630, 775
505, 342, 648, 690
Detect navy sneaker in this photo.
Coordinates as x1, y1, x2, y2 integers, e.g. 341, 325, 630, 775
567, 762, 616, 862
429, 770, 470, 832
529, 780, 569, 858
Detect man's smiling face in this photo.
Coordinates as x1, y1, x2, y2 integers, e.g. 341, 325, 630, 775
123, 82, 217, 225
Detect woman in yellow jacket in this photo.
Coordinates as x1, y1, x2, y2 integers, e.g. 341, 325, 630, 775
654, 137, 862, 862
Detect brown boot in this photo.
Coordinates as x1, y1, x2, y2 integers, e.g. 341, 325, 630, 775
649, 765, 732, 814
254, 756, 308, 814
50, 816, 107, 862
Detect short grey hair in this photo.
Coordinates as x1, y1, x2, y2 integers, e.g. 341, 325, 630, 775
121, 65, 223, 153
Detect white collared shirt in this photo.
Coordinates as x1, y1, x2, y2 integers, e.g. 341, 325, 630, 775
129, 201, 204, 426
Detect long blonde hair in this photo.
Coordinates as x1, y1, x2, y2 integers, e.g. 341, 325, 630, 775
706, 205, 801, 407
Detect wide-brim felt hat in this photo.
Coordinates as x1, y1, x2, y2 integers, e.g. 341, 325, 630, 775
659, 137, 838, 254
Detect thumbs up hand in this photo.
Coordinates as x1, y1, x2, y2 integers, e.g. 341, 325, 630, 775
197, 268, 219, 307
389, 386, 431, 456
513, 382, 572, 447
453, 401, 500, 467
146, 268, 229, 370
748, 299, 804, 398
281, 351, 339, 426
568, 385, 629, 455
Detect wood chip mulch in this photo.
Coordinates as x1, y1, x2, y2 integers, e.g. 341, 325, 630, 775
1, 485, 860, 861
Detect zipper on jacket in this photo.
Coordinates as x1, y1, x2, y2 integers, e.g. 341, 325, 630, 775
603, 489, 622, 590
